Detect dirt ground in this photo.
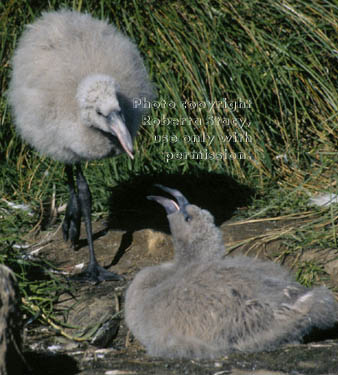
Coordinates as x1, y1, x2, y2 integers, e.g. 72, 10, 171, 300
21, 176, 338, 375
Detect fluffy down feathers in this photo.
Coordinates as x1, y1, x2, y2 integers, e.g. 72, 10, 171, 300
125, 192, 337, 359
8, 10, 154, 163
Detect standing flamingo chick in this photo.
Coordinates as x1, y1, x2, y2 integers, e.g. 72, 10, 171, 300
8, 10, 155, 282
125, 185, 337, 359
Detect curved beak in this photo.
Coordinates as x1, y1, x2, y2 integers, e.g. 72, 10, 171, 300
154, 184, 190, 207
107, 112, 134, 159
147, 185, 191, 220
147, 196, 180, 215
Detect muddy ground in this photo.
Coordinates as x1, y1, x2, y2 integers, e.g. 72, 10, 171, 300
21, 176, 338, 375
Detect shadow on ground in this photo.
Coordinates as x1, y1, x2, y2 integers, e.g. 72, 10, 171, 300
25, 352, 79, 375
105, 171, 254, 267
107, 171, 254, 232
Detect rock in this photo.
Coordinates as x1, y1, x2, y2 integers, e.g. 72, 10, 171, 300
58, 282, 123, 348
0, 264, 24, 375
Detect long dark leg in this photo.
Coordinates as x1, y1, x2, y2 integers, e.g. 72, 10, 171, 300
75, 164, 95, 265
62, 165, 81, 247
71, 164, 124, 282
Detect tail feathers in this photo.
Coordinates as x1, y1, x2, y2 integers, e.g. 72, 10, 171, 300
285, 286, 337, 330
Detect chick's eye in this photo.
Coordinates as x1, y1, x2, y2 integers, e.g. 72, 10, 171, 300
185, 215, 192, 222
96, 109, 103, 116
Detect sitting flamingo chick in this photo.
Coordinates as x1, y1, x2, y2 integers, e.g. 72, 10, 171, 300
125, 185, 337, 359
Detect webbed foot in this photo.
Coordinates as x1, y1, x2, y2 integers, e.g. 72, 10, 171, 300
70, 261, 124, 283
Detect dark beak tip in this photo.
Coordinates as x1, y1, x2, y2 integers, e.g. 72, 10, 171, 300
153, 184, 190, 208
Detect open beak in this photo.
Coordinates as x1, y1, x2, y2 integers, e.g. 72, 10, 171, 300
107, 112, 134, 159
146, 195, 180, 215
147, 185, 191, 219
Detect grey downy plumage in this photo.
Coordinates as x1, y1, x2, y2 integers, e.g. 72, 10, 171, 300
125, 185, 337, 359
8, 10, 155, 282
